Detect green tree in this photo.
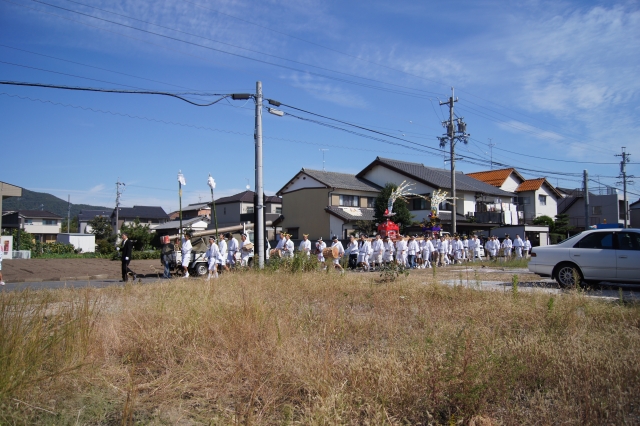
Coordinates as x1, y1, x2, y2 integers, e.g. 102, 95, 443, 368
352, 220, 377, 237
120, 218, 153, 251
553, 213, 573, 236
8, 229, 35, 251
87, 216, 113, 240
374, 183, 414, 232
533, 215, 555, 230
61, 217, 79, 233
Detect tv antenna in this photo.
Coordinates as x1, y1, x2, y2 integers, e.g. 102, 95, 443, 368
319, 149, 329, 171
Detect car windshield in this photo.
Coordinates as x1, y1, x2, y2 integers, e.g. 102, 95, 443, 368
556, 232, 583, 245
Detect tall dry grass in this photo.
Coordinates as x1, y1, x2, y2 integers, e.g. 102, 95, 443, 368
1, 270, 639, 425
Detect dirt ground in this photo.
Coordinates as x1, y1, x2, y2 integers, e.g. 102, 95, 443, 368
2, 258, 164, 282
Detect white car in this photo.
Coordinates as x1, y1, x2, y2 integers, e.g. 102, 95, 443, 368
528, 228, 640, 287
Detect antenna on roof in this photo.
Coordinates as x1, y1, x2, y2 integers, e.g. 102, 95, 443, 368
320, 149, 329, 171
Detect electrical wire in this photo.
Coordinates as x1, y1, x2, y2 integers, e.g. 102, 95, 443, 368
53, 0, 445, 98
19, 0, 446, 100
0, 80, 229, 106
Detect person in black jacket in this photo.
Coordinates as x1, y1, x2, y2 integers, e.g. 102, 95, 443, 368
120, 232, 136, 281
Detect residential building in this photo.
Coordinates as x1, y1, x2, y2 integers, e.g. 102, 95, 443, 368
630, 199, 640, 228
0, 181, 22, 232
168, 202, 211, 220
557, 187, 627, 230
209, 190, 282, 234
356, 157, 515, 234
467, 168, 561, 224
2, 210, 62, 242
153, 217, 210, 237
111, 206, 169, 232
277, 169, 381, 240
78, 209, 111, 234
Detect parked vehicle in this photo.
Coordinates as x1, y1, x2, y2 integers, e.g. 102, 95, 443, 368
163, 236, 254, 277
528, 228, 640, 287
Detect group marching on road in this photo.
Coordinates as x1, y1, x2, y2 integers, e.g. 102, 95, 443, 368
149, 229, 532, 281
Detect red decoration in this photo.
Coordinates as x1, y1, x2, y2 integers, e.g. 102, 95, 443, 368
378, 219, 400, 241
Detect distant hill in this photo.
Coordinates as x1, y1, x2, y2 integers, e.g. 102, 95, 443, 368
2, 188, 110, 218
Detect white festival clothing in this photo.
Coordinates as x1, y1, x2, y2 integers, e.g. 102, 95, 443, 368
227, 237, 239, 265
316, 241, 327, 262
206, 244, 220, 269
283, 239, 295, 257
298, 239, 312, 256
181, 240, 192, 267
331, 241, 345, 265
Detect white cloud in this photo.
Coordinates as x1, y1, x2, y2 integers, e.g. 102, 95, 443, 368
89, 184, 105, 193
497, 120, 564, 142
287, 73, 368, 108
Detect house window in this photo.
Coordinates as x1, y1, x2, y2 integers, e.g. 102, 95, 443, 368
515, 196, 530, 205
592, 206, 602, 215
538, 195, 547, 206
275, 207, 282, 214
619, 200, 626, 220
366, 197, 376, 208
412, 198, 428, 210
24, 219, 33, 224
287, 228, 299, 239
43, 219, 58, 225
339, 195, 359, 207
223, 207, 226, 215
246, 206, 254, 214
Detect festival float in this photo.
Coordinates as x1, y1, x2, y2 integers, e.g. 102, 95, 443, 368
377, 181, 429, 240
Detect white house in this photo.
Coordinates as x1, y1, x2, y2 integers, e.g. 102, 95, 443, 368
467, 168, 562, 224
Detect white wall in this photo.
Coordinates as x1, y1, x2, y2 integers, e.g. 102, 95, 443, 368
534, 185, 559, 219
23, 220, 60, 234
282, 173, 326, 192
57, 234, 96, 253
329, 214, 344, 239
502, 174, 522, 192
363, 165, 435, 194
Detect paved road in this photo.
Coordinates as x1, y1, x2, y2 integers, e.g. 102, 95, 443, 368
439, 268, 640, 302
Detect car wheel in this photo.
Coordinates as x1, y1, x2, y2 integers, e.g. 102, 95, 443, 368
555, 263, 583, 287
194, 263, 208, 277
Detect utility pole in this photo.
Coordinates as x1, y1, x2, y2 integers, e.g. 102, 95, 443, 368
488, 138, 496, 170
616, 147, 634, 228
319, 149, 329, 171
67, 195, 71, 234
583, 170, 590, 229
114, 179, 125, 240
439, 88, 469, 235
254, 81, 265, 270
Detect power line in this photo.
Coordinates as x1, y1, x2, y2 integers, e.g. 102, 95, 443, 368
20, 0, 445, 100
0, 80, 229, 106
54, 0, 446, 98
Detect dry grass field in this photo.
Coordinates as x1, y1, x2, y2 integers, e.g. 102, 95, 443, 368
1, 268, 639, 425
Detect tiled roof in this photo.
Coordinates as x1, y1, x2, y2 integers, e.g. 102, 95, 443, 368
215, 191, 282, 205
325, 206, 376, 222
302, 169, 381, 192
153, 217, 209, 230
77, 209, 111, 221
16, 210, 63, 219
360, 157, 514, 197
516, 178, 563, 198
515, 178, 545, 192
466, 168, 515, 187
182, 202, 211, 211
113, 206, 168, 220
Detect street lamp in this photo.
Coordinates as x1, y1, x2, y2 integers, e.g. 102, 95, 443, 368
230, 82, 281, 269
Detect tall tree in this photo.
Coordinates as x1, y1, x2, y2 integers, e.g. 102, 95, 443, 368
374, 183, 414, 232
120, 218, 153, 251
87, 216, 113, 241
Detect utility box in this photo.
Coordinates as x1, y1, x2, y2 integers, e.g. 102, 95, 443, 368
57, 233, 96, 253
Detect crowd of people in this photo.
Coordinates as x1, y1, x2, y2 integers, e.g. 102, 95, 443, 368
148, 230, 533, 280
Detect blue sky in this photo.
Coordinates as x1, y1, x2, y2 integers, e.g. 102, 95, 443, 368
1, 0, 639, 213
